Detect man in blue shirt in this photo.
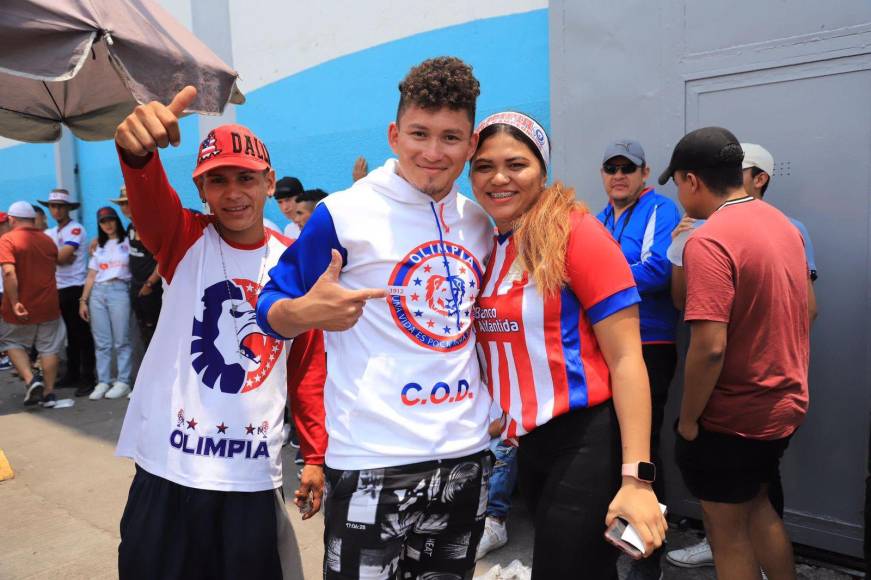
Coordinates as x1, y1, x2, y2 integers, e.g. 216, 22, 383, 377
597, 139, 681, 580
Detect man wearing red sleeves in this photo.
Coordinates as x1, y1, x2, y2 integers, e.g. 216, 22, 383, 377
112, 86, 326, 580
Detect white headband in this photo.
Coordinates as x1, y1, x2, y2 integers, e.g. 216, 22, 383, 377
475, 112, 550, 168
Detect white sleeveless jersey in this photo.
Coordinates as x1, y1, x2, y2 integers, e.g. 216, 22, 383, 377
116, 152, 322, 492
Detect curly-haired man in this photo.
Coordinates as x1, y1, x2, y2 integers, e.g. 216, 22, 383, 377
257, 57, 493, 579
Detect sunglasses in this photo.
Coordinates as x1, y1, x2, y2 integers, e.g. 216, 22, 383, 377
602, 164, 640, 175
99, 217, 116, 224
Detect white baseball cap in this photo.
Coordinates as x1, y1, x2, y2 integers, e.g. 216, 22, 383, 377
741, 143, 774, 175
8, 201, 36, 219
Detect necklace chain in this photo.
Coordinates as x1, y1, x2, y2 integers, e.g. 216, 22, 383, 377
215, 228, 270, 365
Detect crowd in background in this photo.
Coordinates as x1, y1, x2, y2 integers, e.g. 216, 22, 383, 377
0, 134, 817, 580
0, 177, 326, 407
0, 54, 824, 580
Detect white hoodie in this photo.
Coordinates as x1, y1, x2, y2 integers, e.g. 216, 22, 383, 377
258, 159, 493, 470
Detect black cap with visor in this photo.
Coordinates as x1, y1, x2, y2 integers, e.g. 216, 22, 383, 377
274, 176, 304, 200
658, 127, 744, 185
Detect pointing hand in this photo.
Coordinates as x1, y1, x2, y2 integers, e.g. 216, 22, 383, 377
306, 250, 388, 332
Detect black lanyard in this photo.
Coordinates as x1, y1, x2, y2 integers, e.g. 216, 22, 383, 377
608, 202, 638, 245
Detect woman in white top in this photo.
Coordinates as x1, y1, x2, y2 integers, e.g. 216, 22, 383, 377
79, 206, 133, 399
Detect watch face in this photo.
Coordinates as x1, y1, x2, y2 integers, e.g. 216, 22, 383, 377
638, 462, 656, 482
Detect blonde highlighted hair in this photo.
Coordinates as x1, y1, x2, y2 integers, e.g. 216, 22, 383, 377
473, 117, 586, 297
513, 182, 588, 297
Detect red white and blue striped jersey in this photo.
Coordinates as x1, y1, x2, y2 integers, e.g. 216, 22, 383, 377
475, 210, 640, 438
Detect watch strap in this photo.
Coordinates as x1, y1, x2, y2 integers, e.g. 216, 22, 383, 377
621, 461, 655, 483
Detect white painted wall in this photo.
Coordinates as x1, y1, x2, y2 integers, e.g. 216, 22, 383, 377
0, 0, 545, 150
226, 0, 547, 91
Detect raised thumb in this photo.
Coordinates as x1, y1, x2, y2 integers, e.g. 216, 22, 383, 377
167, 85, 197, 117
322, 249, 343, 281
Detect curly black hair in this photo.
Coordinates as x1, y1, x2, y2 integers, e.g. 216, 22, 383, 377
397, 56, 480, 125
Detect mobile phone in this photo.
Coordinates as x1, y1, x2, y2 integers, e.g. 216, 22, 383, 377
604, 503, 668, 559
604, 517, 644, 559
297, 493, 313, 515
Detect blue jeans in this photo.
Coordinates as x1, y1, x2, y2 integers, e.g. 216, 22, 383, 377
89, 280, 132, 385
487, 439, 518, 519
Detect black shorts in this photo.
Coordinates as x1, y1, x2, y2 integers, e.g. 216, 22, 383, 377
323, 450, 491, 579
118, 465, 300, 580
674, 421, 792, 504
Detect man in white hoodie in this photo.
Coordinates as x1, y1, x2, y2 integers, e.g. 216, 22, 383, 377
258, 56, 493, 579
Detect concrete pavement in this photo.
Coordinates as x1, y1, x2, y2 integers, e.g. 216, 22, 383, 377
0, 371, 857, 579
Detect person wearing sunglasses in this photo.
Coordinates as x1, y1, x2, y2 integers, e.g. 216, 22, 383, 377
596, 139, 681, 580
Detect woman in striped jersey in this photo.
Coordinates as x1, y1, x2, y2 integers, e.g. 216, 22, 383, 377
470, 112, 667, 579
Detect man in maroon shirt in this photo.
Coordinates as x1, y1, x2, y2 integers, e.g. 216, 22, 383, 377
0, 201, 65, 407
659, 127, 810, 580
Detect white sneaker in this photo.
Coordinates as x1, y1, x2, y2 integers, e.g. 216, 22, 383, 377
105, 381, 131, 399
666, 537, 713, 568
478, 560, 532, 580
476, 517, 508, 560
89, 382, 111, 400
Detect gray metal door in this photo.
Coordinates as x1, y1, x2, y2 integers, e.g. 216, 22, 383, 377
549, 1, 871, 557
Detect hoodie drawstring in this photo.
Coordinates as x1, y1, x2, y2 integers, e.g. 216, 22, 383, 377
430, 201, 462, 332
439, 203, 451, 234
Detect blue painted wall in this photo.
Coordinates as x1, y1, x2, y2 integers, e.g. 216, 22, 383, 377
0, 141, 56, 215
0, 9, 548, 237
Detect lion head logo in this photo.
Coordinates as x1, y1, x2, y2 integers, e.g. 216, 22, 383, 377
386, 240, 482, 352
425, 274, 466, 318
190, 279, 282, 394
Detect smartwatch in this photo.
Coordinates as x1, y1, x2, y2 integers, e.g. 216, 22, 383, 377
622, 461, 656, 483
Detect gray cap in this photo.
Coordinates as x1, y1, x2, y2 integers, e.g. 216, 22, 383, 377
603, 139, 646, 166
